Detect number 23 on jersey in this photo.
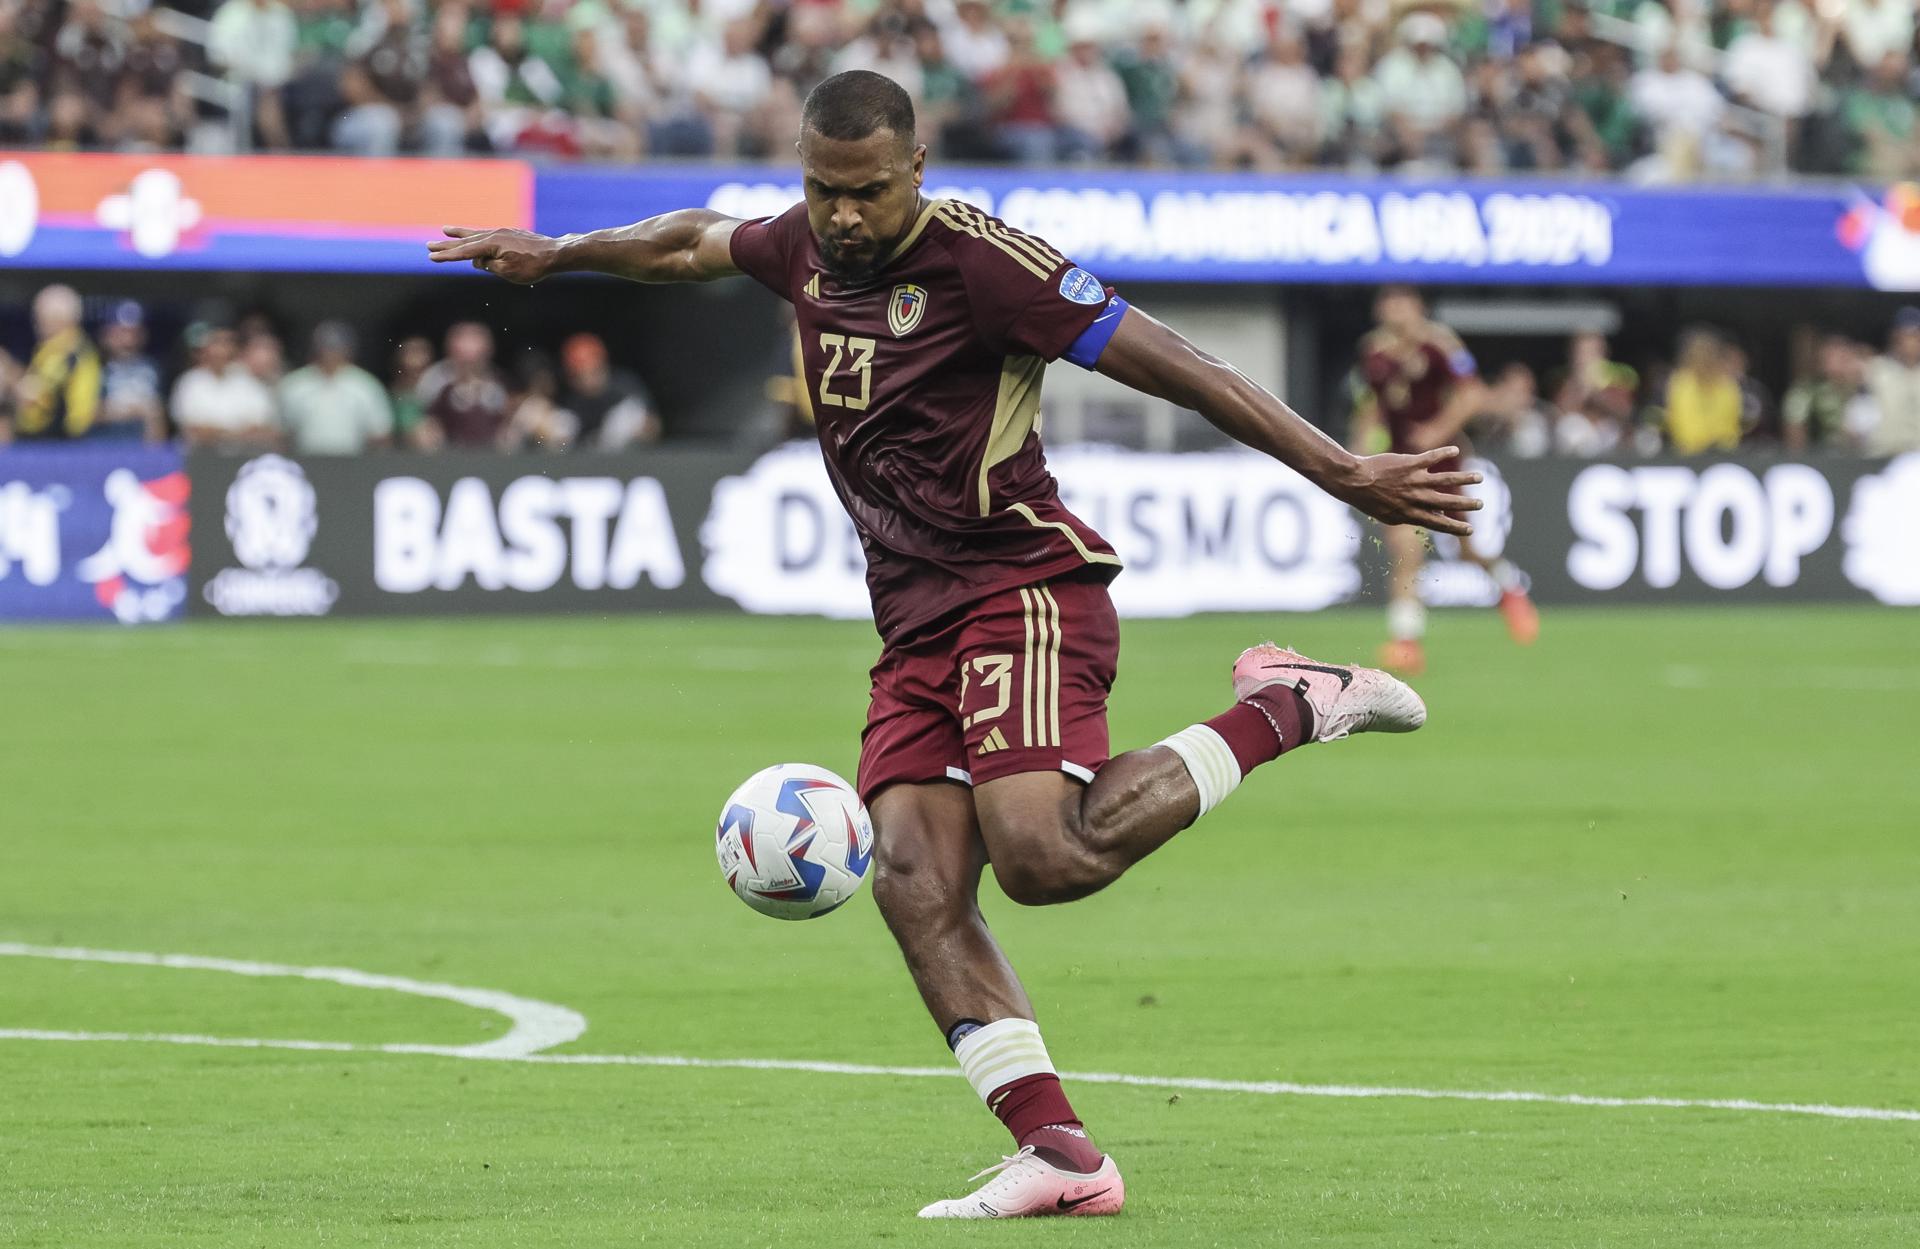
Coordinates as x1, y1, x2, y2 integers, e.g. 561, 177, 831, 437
817, 332, 876, 411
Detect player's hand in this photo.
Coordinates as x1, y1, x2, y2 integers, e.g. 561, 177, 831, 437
427, 226, 561, 284
1336, 447, 1483, 537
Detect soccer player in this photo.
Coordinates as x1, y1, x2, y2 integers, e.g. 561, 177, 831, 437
430, 72, 1481, 1220
1349, 284, 1539, 676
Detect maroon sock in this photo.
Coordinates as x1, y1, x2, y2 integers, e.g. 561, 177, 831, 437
1202, 688, 1317, 775
986, 1073, 1104, 1173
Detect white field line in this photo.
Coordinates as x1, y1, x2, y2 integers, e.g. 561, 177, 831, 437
4, 945, 1918, 1124
0, 942, 585, 1059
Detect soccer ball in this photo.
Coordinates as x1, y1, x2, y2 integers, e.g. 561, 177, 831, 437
716, 764, 875, 920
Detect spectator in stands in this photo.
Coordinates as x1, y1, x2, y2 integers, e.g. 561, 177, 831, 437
1724, 0, 1815, 122
558, 332, 658, 451
1570, 42, 1640, 171
1665, 328, 1742, 454
42, 86, 95, 149
983, 18, 1059, 164
838, 13, 921, 98
1174, 33, 1242, 167
294, 0, 356, 66
97, 301, 165, 442
172, 324, 278, 451
417, 321, 509, 450
110, 12, 190, 152
1374, 13, 1468, 168
909, 22, 981, 159
0, 2, 39, 147
5, 285, 101, 442
1839, 0, 1913, 75
1244, 23, 1323, 168
283, 0, 355, 148
1320, 36, 1386, 168
1630, 41, 1725, 180
50, 0, 123, 118
1841, 52, 1917, 179
1865, 307, 1920, 455
387, 335, 434, 448
567, 26, 641, 161
1480, 361, 1555, 458
769, 4, 840, 102
1054, 18, 1129, 162
418, 5, 483, 156
279, 321, 393, 455
500, 347, 574, 451
594, 5, 663, 137
940, 0, 1010, 82
1500, 38, 1579, 170
471, 12, 566, 154
1113, 18, 1184, 165
208, 0, 298, 148
349, 0, 428, 112
1725, 343, 1772, 441
1052, 18, 1121, 161
687, 18, 774, 158
242, 329, 285, 389
332, 61, 402, 155
1782, 333, 1868, 452
1554, 331, 1640, 454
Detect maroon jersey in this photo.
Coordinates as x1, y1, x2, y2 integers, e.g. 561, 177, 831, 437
730, 198, 1122, 644
1358, 321, 1478, 452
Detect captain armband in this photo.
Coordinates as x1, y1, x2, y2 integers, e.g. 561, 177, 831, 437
1062, 296, 1131, 370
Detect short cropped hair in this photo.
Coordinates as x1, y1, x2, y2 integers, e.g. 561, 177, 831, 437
802, 70, 915, 147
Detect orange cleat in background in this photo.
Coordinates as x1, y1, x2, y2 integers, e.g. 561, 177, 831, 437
1378, 638, 1426, 677
1499, 590, 1540, 645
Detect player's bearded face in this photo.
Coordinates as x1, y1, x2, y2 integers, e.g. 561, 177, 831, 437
799, 129, 927, 284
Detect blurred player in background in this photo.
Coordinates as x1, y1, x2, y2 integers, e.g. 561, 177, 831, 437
431, 72, 1482, 1221
1350, 284, 1538, 675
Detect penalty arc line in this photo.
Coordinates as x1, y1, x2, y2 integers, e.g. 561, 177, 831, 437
2, 1028, 1917, 1124
0, 941, 585, 1060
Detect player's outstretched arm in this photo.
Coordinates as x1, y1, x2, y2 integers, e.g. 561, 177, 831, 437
426, 210, 745, 285
1095, 305, 1483, 536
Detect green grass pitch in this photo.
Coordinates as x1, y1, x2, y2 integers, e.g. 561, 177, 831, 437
3, 606, 1918, 1247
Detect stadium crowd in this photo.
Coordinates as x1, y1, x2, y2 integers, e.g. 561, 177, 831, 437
1, 0, 1917, 178
0, 284, 662, 452
1453, 318, 1920, 457
4, 281, 1919, 455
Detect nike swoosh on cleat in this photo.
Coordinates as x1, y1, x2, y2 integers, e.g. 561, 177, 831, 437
1262, 662, 1354, 689
1056, 1189, 1113, 1211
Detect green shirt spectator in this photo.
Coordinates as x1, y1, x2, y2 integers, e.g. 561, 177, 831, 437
1114, 43, 1178, 133
1782, 378, 1854, 449
294, 0, 355, 62
1843, 54, 1917, 178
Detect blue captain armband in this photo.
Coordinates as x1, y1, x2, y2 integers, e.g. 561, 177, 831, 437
1062, 296, 1130, 369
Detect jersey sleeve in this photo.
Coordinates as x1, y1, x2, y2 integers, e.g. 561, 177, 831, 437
727, 203, 806, 300
1431, 327, 1478, 380
944, 207, 1110, 361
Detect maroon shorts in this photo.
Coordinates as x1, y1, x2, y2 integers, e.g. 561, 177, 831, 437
857, 575, 1120, 806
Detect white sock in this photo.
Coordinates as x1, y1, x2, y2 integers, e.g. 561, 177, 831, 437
1387, 598, 1427, 642
1489, 559, 1523, 593
954, 1018, 1056, 1104
1157, 723, 1243, 818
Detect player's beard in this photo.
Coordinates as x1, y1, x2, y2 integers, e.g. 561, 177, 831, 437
818, 235, 881, 285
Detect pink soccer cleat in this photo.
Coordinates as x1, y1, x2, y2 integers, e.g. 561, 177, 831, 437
1233, 643, 1427, 741
916, 1147, 1125, 1219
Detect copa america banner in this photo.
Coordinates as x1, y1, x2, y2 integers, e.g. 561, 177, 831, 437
164, 445, 1919, 624
0, 444, 190, 623
5, 150, 1917, 288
